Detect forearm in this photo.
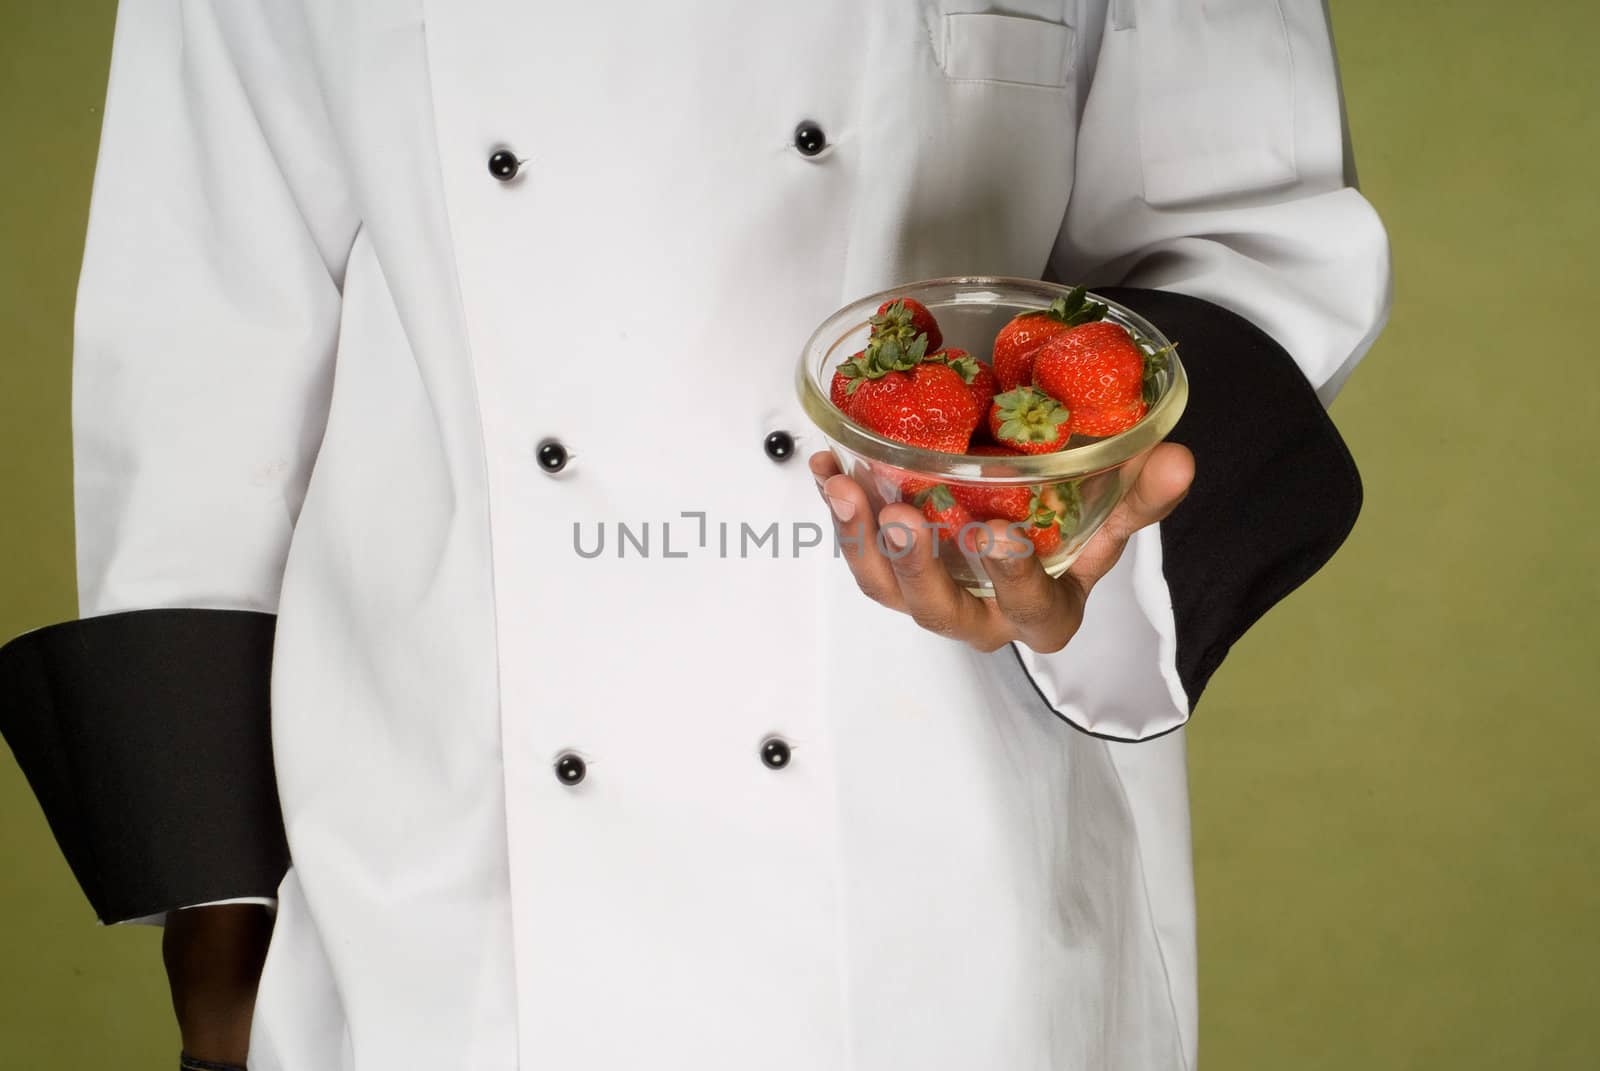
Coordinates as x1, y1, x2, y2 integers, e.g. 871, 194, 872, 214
165, 904, 274, 1068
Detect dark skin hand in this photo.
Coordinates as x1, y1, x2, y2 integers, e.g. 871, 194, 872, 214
162, 904, 273, 1066
809, 442, 1195, 652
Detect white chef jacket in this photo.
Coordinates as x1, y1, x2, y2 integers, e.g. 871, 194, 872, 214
36, 0, 1391, 1068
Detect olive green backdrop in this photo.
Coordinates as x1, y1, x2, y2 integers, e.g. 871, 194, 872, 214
2, 1, 1596, 1065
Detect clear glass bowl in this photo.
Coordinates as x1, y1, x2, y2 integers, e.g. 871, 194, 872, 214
796, 276, 1189, 595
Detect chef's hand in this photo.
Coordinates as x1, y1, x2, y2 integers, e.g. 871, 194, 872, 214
163, 903, 273, 1066
810, 444, 1194, 654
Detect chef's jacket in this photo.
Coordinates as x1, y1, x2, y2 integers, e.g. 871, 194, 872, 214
0, 1, 1390, 1068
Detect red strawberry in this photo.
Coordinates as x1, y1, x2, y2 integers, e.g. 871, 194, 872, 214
907, 362, 982, 451
932, 348, 997, 417
1069, 399, 1149, 437
969, 363, 998, 415
967, 444, 1021, 458
1018, 478, 1087, 559
991, 286, 1108, 391
1032, 321, 1145, 412
909, 483, 983, 552
987, 387, 1072, 454
963, 480, 1080, 558
834, 332, 926, 418
844, 369, 912, 430
847, 361, 979, 452
1017, 519, 1062, 559
1009, 481, 1082, 561
1036, 480, 1083, 534
871, 297, 942, 353
950, 481, 1035, 523
965, 356, 999, 415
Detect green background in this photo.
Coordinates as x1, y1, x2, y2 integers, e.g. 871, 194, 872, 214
2, 1, 1596, 1065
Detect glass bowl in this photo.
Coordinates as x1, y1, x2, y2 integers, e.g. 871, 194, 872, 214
796, 276, 1188, 595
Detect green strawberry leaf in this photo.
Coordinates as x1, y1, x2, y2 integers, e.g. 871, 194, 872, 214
1053, 481, 1084, 535
993, 387, 1069, 444
996, 417, 1031, 442
912, 483, 955, 510
943, 354, 982, 382
1026, 488, 1058, 529
868, 301, 910, 334
1138, 341, 1175, 406
1045, 285, 1109, 327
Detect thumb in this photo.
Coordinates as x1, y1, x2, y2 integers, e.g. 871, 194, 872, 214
1062, 442, 1194, 599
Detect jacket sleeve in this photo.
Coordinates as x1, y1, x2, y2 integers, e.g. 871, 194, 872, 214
1011, 0, 1393, 741
0, 0, 358, 923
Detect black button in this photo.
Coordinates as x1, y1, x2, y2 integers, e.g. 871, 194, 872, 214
554, 752, 586, 786
488, 149, 521, 181
793, 121, 827, 157
760, 736, 792, 770
536, 438, 568, 473
764, 430, 796, 462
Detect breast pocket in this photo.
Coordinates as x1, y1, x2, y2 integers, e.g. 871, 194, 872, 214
1132, 0, 1300, 207
935, 11, 1075, 88
840, 6, 1083, 286
901, 10, 1080, 276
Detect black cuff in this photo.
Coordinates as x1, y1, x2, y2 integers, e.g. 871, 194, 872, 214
0, 608, 289, 924
1098, 287, 1364, 712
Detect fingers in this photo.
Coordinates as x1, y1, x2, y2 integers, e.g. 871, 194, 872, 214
979, 520, 1084, 654
807, 450, 841, 485
809, 446, 1191, 657
818, 470, 907, 612
812, 453, 1006, 648
877, 502, 1005, 650
1065, 442, 1195, 599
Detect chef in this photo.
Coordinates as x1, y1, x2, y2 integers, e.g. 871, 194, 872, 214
0, 1, 1390, 1068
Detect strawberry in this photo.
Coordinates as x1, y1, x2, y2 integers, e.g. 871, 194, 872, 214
846, 361, 980, 452
932, 348, 998, 418
952, 351, 998, 415
1032, 321, 1146, 413
871, 297, 942, 353
960, 479, 1082, 561
952, 446, 1052, 522
950, 480, 1034, 523
987, 387, 1072, 455
969, 363, 998, 416
1036, 480, 1083, 534
834, 331, 925, 405
1068, 399, 1149, 437
1023, 479, 1085, 559
1008, 481, 1082, 560
991, 286, 1108, 391
908, 483, 983, 552
1017, 519, 1062, 559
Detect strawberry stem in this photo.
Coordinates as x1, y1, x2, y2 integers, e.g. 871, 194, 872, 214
1042, 285, 1109, 327
839, 332, 929, 389
1137, 340, 1176, 405
992, 387, 1070, 447
942, 353, 982, 383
